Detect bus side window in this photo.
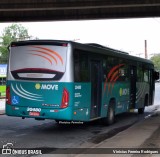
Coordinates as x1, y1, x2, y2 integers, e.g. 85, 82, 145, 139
74, 52, 80, 82
118, 60, 129, 82
102, 58, 107, 81
74, 51, 89, 82
79, 53, 89, 82
137, 66, 143, 82
144, 70, 149, 82
106, 56, 119, 75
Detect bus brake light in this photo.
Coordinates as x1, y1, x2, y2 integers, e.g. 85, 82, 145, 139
6, 86, 11, 104
60, 88, 69, 109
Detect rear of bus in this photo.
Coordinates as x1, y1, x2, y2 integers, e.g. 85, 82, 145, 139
6, 40, 74, 121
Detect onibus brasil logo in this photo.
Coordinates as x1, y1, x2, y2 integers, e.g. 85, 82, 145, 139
35, 83, 58, 90
2, 143, 42, 155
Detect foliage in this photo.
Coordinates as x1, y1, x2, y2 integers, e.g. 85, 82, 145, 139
150, 54, 160, 71
0, 24, 29, 63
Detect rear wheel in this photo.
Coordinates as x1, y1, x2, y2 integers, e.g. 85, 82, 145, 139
55, 120, 59, 122
102, 102, 115, 125
138, 95, 148, 114
138, 107, 144, 114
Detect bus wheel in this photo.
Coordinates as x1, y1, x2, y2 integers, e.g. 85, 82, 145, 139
138, 107, 144, 114
55, 120, 60, 123
138, 95, 147, 114
103, 104, 115, 125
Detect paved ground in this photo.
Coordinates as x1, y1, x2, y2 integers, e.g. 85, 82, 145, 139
83, 109, 160, 157
38, 108, 160, 157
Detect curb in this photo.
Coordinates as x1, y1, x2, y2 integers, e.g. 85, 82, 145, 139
94, 114, 160, 148
74, 113, 160, 157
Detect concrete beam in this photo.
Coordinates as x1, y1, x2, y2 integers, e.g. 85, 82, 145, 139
0, 0, 160, 22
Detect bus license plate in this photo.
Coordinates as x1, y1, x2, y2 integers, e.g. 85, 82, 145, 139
29, 112, 40, 116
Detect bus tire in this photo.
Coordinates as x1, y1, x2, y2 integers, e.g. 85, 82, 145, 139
55, 120, 60, 124
138, 95, 147, 114
138, 107, 144, 114
103, 102, 115, 125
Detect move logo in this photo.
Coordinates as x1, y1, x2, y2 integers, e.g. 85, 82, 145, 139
119, 88, 129, 96
35, 83, 41, 89
35, 83, 58, 90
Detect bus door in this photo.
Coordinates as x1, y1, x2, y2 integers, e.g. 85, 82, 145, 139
130, 66, 137, 108
90, 60, 102, 119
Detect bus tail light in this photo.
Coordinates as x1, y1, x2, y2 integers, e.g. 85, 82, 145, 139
60, 88, 69, 109
6, 86, 11, 105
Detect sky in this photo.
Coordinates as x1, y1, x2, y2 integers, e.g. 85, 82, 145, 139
1, 18, 160, 58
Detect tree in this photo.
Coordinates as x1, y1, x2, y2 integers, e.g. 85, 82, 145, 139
150, 53, 160, 71
0, 24, 30, 63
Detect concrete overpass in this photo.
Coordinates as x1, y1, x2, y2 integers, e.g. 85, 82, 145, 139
1, 0, 160, 22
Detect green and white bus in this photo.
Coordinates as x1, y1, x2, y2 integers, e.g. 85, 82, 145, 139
6, 40, 158, 124
0, 64, 7, 98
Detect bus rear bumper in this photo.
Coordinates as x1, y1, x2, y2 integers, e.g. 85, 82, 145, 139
5, 105, 73, 121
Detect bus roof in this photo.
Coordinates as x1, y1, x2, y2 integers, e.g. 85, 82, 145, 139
10, 40, 153, 67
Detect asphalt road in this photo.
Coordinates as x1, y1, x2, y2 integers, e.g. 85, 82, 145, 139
0, 83, 160, 156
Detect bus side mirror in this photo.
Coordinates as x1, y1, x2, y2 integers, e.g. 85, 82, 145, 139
154, 71, 159, 80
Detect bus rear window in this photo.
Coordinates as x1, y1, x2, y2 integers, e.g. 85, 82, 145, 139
9, 45, 67, 81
